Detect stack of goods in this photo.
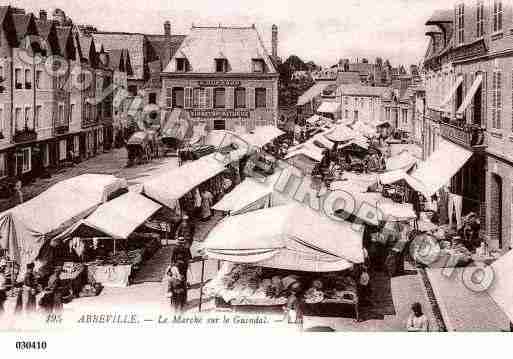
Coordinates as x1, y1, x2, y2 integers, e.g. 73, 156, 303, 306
79, 283, 103, 298
61, 262, 84, 281
205, 265, 289, 306
304, 274, 357, 304
438, 241, 472, 267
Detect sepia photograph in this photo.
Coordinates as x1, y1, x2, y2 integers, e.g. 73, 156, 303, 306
0, 0, 512, 353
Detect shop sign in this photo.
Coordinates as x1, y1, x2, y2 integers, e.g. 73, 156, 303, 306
189, 109, 250, 118
198, 80, 242, 87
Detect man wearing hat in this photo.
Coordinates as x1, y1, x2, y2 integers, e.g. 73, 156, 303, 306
15, 262, 38, 314
175, 215, 194, 249
171, 237, 192, 302
46, 266, 63, 313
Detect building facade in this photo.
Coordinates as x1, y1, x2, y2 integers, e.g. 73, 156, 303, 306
0, 6, 115, 187
423, 1, 513, 250
161, 25, 279, 132
336, 84, 389, 124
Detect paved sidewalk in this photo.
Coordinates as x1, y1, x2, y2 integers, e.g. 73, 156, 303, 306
426, 268, 509, 331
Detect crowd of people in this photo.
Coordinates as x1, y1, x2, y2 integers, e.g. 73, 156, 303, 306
0, 261, 65, 318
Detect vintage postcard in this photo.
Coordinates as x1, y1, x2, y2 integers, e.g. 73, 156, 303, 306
0, 0, 512, 354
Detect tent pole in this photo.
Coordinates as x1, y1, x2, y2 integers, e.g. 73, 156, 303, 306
199, 258, 205, 312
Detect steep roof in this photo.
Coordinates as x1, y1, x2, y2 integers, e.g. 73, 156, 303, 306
107, 48, 126, 72
336, 84, 389, 97
163, 26, 277, 74
35, 19, 60, 55
426, 9, 453, 25
147, 34, 186, 69
12, 13, 38, 43
92, 32, 146, 80
0, 6, 18, 47
56, 26, 76, 60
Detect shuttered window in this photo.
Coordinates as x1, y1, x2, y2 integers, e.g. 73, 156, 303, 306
226, 87, 234, 109
247, 88, 255, 109
214, 88, 226, 109
492, 71, 502, 129
184, 87, 193, 108
205, 88, 213, 109
172, 87, 184, 108
166, 87, 172, 109
255, 88, 266, 108
235, 87, 246, 108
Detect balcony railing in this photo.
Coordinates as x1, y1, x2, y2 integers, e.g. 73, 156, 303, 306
13, 127, 37, 143
439, 121, 487, 150
54, 124, 69, 135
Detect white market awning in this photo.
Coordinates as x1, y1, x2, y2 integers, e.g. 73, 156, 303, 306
56, 192, 161, 240
141, 154, 227, 208
285, 144, 324, 162
440, 76, 464, 110
317, 101, 340, 114
386, 151, 418, 172
202, 204, 364, 269
297, 82, 333, 106
212, 176, 277, 215
411, 139, 472, 197
457, 74, 483, 116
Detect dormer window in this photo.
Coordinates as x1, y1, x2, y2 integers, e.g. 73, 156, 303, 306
215, 58, 227, 73
176, 58, 187, 72
252, 59, 265, 73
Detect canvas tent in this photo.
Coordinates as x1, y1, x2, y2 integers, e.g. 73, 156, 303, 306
379, 169, 429, 198
324, 124, 359, 143
141, 153, 227, 209
202, 204, 364, 272
386, 151, 418, 172
327, 191, 416, 226
55, 192, 161, 240
0, 174, 127, 273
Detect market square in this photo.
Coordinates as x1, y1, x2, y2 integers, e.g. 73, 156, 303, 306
1, 0, 513, 334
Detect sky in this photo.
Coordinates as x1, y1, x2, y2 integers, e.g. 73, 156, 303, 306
10, 0, 450, 68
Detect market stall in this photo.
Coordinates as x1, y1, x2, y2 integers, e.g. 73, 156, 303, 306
141, 153, 227, 209
54, 192, 162, 288
385, 151, 418, 172
0, 174, 128, 280
201, 204, 364, 319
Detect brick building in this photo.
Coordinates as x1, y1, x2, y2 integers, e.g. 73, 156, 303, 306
161, 25, 279, 132
423, 0, 513, 250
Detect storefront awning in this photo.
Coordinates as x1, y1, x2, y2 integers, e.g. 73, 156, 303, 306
411, 139, 472, 197
457, 74, 483, 116
317, 101, 340, 114
440, 75, 463, 110
297, 82, 333, 106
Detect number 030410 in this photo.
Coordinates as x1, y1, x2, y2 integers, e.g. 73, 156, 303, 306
16, 341, 47, 350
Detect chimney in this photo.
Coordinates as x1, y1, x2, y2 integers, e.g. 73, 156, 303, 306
164, 21, 171, 37
271, 24, 278, 59
39, 10, 48, 21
